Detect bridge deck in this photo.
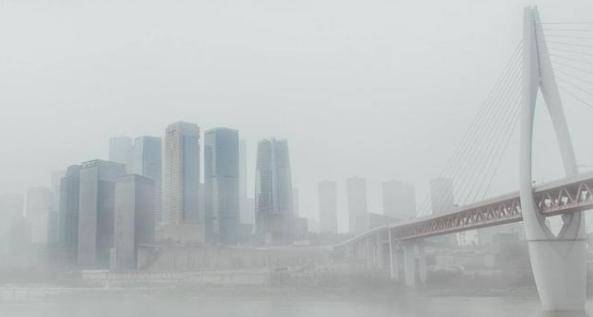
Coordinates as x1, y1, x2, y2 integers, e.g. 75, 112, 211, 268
337, 173, 593, 247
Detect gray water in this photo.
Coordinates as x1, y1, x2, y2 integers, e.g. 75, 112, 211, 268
0, 287, 591, 317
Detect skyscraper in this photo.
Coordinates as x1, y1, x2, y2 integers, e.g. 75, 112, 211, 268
318, 180, 338, 234
77, 160, 126, 268
109, 136, 133, 172
430, 177, 455, 215
164, 122, 201, 226
204, 128, 240, 245
25, 186, 52, 245
293, 188, 300, 216
133, 136, 162, 224
0, 193, 24, 255
255, 138, 294, 245
59, 165, 81, 264
239, 139, 253, 224
113, 174, 155, 270
48, 170, 65, 246
382, 180, 416, 220
347, 177, 368, 234
0, 194, 24, 221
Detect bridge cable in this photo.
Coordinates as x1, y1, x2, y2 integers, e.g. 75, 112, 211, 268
546, 40, 593, 49
548, 53, 593, 68
415, 43, 523, 215
551, 64, 593, 82
545, 46, 593, 58
456, 65, 523, 205
426, 45, 523, 212
450, 54, 523, 205
481, 102, 522, 200
557, 85, 593, 110
418, 47, 522, 214
544, 34, 593, 41
461, 73, 523, 204
472, 88, 522, 201
417, 43, 524, 215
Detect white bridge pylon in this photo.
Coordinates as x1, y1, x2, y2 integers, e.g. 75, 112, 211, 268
520, 6, 585, 311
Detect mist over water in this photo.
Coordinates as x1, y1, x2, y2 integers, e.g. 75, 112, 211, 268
2, 0, 593, 317
0, 286, 590, 317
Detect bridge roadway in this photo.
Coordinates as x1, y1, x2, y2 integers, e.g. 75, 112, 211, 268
336, 172, 593, 248
333, 173, 593, 289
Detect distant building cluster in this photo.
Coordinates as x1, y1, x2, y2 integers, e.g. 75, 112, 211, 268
0, 120, 307, 271
0, 118, 512, 272
316, 176, 418, 236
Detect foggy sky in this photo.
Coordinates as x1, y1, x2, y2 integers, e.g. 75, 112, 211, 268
1, 0, 592, 231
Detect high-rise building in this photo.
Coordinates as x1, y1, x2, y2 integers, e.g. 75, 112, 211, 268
347, 177, 368, 234
109, 136, 133, 172
239, 140, 247, 216
293, 188, 300, 216
294, 217, 308, 241
318, 180, 338, 234
164, 122, 201, 227
255, 138, 294, 245
204, 128, 240, 245
113, 174, 155, 270
133, 136, 162, 224
77, 160, 126, 268
239, 140, 255, 225
58, 165, 81, 264
48, 170, 65, 246
430, 177, 455, 215
25, 186, 52, 245
0, 193, 24, 254
0, 194, 24, 223
382, 180, 416, 220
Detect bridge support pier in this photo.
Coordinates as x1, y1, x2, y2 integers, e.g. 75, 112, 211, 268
388, 230, 401, 281
521, 6, 586, 311
375, 233, 385, 270
402, 241, 426, 287
418, 243, 427, 284
528, 239, 586, 311
389, 248, 401, 282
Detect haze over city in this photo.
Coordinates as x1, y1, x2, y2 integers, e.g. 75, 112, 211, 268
1, 0, 593, 316
2, 0, 592, 231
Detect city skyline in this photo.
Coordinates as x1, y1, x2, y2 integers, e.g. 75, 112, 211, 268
3, 1, 593, 236
1, 2, 593, 315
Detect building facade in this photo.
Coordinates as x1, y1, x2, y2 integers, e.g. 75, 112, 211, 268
382, 180, 416, 220
317, 180, 338, 234
48, 169, 65, 246
239, 140, 253, 224
346, 177, 368, 234
204, 128, 240, 245
77, 160, 126, 268
113, 174, 155, 270
0, 194, 25, 255
58, 164, 81, 264
255, 138, 294, 245
109, 136, 133, 172
164, 122, 201, 227
133, 136, 162, 224
25, 186, 52, 245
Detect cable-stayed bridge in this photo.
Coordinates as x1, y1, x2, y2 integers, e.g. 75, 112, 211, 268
334, 7, 593, 312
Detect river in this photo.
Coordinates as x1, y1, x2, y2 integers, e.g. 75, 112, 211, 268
0, 285, 591, 317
